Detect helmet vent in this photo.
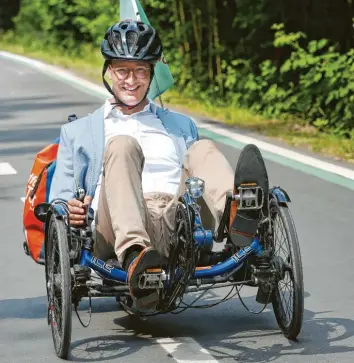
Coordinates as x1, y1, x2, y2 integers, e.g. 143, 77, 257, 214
153, 45, 161, 55
115, 33, 124, 54
140, 33, 151, 48
126, 31, 138, 52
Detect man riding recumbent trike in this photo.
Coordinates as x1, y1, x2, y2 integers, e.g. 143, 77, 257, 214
22, 19, 304, 360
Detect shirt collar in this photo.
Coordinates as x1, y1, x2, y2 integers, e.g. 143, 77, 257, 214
104, 98, 157, 119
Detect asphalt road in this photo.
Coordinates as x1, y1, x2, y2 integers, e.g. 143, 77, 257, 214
1, 55, 354, 363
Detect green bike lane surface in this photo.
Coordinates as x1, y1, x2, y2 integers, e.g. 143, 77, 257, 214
1, 54, 354, 363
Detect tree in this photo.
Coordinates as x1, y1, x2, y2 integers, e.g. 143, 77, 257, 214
0, 0, 20, 30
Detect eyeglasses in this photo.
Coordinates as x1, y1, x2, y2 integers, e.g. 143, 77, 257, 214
111, 66, 151, 80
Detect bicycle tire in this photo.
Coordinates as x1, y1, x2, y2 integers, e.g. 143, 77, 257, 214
45, 214, 72, 359
270, 199, 304, 340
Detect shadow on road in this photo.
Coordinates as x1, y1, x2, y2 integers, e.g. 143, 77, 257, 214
112, 304, 354, 363
0, 126, 61, 144
0, 296, 119, 320
0, 123, 62, 158
1, 292, 354, 362
115, 301, 354, 363
0, 296, 47, 320
69, 335, 143, 362
0, 96, 94, 121
0, 145, 56, 157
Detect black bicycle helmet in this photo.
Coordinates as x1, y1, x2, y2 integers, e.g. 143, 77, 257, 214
100, 19, 163, 109
101, 19, 163, 62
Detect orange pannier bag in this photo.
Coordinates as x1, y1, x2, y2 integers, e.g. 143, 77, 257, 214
23, 138, 59, 264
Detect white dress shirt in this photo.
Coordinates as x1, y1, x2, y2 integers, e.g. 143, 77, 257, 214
90, 99, 181, 214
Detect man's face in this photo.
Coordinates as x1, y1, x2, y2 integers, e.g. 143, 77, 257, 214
108, 60, 151, 106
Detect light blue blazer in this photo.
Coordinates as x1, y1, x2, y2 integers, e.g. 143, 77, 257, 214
49, 103, 199, 203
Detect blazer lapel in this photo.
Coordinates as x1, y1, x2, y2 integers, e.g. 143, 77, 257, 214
156, 106, 187, 166
87, 105, 105, 196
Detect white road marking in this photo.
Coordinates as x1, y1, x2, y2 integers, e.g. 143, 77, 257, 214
1, 50, 354, 183
0, 162, 17, 175
194, 120, 354, 181
156, 337, 219, 363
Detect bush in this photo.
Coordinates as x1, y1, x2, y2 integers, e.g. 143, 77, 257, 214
4, 0, 354, 136
10, 0, 117, 51
223, 24, 354, 136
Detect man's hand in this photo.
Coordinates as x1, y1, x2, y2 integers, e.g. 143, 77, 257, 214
67, 196, 92, 227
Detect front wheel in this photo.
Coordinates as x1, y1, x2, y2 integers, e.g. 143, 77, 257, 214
45, 214, 72, 359
269, 199, 304, 340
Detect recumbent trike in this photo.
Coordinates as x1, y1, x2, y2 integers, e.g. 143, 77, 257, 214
33, 144, 304, 360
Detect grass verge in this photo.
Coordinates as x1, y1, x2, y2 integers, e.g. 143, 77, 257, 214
1, 41, 353, 164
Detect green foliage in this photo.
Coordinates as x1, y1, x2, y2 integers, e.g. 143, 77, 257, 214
223, 23, 354, 135
9, 0, 118, 52
2, 0, 354, 136
70, 0, 118, 46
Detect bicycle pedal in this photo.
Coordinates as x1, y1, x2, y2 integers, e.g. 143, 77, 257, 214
138, 269, 167, 290
236, 183, 264, 210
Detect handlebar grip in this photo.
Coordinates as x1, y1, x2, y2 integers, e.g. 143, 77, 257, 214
75, 187, 85, 202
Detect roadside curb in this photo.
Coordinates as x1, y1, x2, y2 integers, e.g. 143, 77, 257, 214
1, 50, 354, 190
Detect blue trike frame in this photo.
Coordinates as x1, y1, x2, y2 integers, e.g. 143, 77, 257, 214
45, 185, 290, 288
42, 175, 303, 362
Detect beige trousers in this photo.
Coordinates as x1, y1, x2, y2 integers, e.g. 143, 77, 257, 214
93, 135, 234, 265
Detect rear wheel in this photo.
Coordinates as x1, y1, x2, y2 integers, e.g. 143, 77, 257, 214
45, 214, 72, 359
269, 199, 304, 340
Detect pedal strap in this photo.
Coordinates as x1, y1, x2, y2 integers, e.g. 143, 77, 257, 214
230, 213, 259, 238
215, 192, 232, 242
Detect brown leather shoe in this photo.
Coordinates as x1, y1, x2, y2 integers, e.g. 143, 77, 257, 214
127, 247, 166, 310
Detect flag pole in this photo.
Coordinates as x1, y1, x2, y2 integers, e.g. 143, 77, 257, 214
121, 0, 174, 104
131, 0, 141, 21
129, 0, 165, 108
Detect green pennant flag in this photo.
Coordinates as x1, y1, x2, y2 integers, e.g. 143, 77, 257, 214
119, 0, 175, 101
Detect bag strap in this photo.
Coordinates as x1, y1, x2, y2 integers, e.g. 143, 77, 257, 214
29, 162, 54, 199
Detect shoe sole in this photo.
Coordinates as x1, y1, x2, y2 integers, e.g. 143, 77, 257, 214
229, 144, 269, 246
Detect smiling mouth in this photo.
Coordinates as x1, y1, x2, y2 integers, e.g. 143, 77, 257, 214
123, 86, 140, 92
